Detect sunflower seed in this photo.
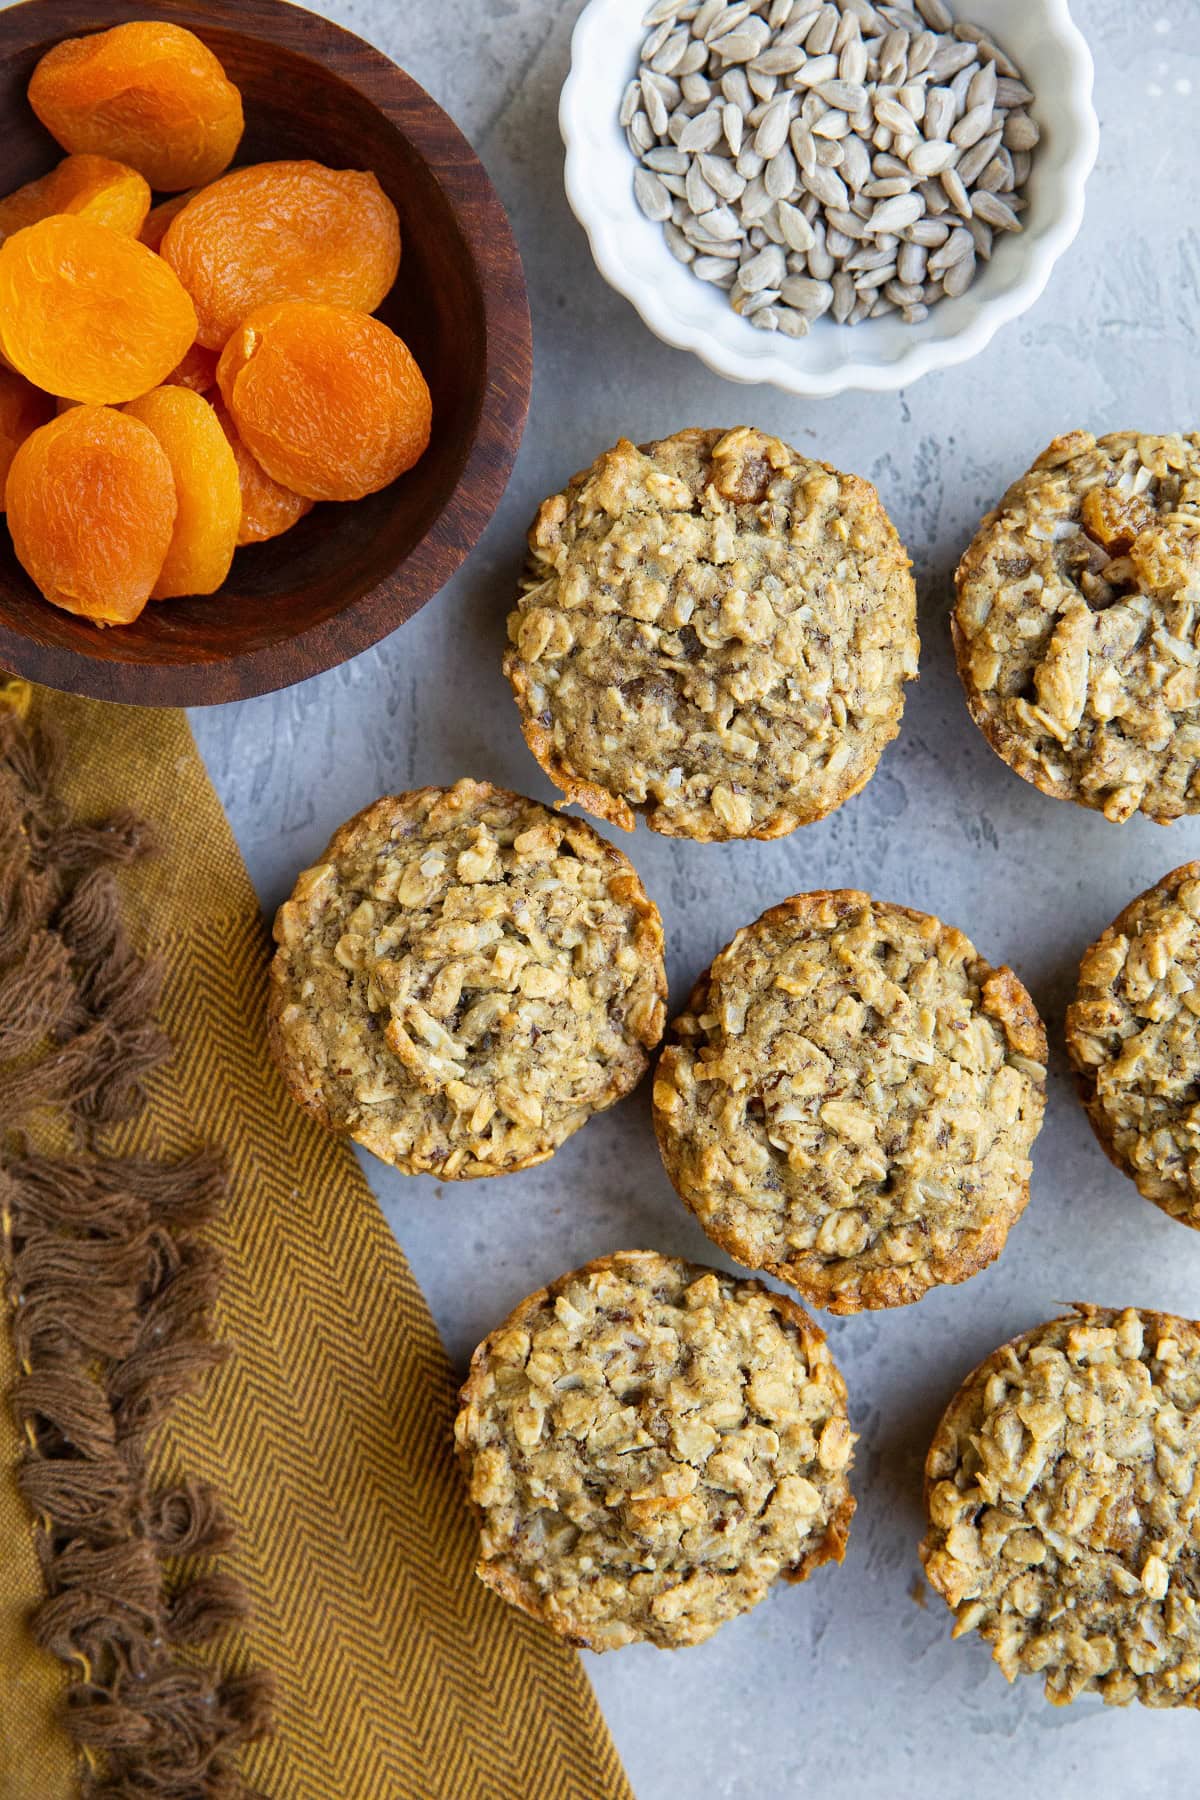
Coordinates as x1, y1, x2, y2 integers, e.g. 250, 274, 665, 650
955, 129, 1003, 186
812, 110, 852, 141
942, 251, 976, 296
806, 6, 839, 54
978, 149, 1014, 194
634, 168, 673, 221
1004, 110, 1040, 152
908, 29, 937, 74
906, 216, 950, 246
968, 215, 993, 258
765, 144, 799, 198
663, 220, 696, 260
923, 87, 956, 138
971, 189, 1022, 231
754, 95, 795, 156
681, 72, 713, 103
865, 191, 922, 235
739, 243, 789, 289
782, 274, 835, 314
630, 111, 655, 152
839, 133, 873, 189
926, 40, 977, 80
644, 144, 690, 174
643, 0, 684, 23
915, 0, 953, 27
804, 161, 849, 208
776, 305, 811, 336
907, 138, 956, 178
691, 0, 726, 38
705, 2, 752, 40
807, 220, 836, 277
952, 102, 996, 150
927, 224, 973, 273
749, 304, 781, 329
995, 77, 1035, 107
774, 198, 816, 251
678, 106, 725, 151
750, 44, 808, 73
940, 165, 972, 215
693, 254, 738, 281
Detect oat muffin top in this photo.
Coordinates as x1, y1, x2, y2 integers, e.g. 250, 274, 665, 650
504, 427, 918, 841
268, 780, 666, 1178
1067, 863, 1200, 1227
454, 1251, 854, 1651
653, 892, 1047, 1313
954, 430, 1200, 823
921, 1306, 1200, 1709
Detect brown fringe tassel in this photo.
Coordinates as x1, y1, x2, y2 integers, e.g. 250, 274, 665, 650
0, 704, 272, 1798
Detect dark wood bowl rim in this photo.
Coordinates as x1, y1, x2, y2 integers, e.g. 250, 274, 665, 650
0, 0, 532, 706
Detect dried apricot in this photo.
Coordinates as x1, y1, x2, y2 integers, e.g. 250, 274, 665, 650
162, 161, 400, 350
0, 216, 197, 404
124, 385, 240, 597
0, 154, 150, 240
28, 23, 243, 191
166, 341, 218, 394
5, 406, 176, 625
217, 301, 431, 502
0, 366, 54, 508
140, 189, 197, 253
212, 399, 313, 545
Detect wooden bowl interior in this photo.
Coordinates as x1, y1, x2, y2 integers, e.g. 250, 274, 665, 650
0, 18, 487, 673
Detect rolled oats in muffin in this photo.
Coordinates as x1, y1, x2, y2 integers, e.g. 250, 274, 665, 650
921, 1305, 1200, 1709
454, 1251, 854, 1650
268, 779, 666, 1177
653, 891, 1047, 1314
504, 427, 918, 842
954, 430, 1200, 823
1067, 863, 1200, 1228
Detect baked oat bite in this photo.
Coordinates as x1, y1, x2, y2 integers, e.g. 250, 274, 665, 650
268, 779, 666, 1177
954, 430, 1200, 823
921, 1306, 1200, 1709
653, 891, 1047, 1314
504, 427, 918, 842
454, 1251, 854, 1650
1067, 863, 1200, 1228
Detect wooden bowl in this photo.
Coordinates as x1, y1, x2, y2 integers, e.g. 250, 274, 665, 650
0, 0, 532, 705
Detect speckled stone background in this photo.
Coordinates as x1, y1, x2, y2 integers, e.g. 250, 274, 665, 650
176, 0, 1200, 1790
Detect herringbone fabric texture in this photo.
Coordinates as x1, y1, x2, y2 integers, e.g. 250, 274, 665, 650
0, 686, 633, 1800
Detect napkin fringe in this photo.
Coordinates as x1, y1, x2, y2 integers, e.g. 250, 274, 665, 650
0, 706, 272, 1799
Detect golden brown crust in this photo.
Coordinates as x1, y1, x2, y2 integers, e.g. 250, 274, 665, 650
954, 430, 1200, 824
920, 1305, 1200, 1708
653, 891, 1047, 1314
1066, 863, 1200, 1227
505, 426, 918, 842
268, 780, 666, 1177
454, 1250, 855, 1651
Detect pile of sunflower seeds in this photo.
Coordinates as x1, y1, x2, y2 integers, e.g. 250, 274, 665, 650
623, 0, 1039, 333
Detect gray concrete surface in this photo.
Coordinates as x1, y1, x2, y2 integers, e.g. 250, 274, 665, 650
184, 0, 1200, 1792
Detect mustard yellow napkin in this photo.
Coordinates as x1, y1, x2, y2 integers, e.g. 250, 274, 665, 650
0, 684, 632, 1800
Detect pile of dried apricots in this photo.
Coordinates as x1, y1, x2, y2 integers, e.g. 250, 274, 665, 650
0, 21, 432, 626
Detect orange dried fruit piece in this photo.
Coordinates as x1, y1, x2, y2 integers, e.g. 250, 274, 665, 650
217, 301, 431, 503
140, 188, 197, 253
212, 399, 313, 545
0, 215, 198, 404
162, 161, 401, 350
0, 153, 150, 240
124, 385, 241, 597
0, 366, 54, 509
5, 405, 176, 625
28, 22, 243, 192
166, 341, 218, 394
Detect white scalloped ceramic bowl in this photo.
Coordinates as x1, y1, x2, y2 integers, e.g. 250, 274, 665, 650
561, 0, 1098, 395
